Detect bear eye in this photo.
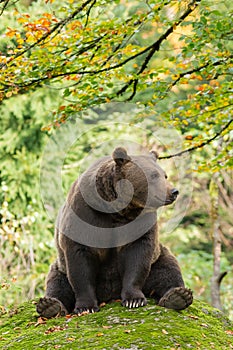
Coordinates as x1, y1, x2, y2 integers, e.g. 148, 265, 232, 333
151, 173, 159, 179
165, 174, 168, 179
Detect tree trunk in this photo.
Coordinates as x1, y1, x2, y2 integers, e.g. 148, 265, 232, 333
209, 177, 226, 310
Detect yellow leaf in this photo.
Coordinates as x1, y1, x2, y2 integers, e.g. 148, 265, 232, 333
65, 48, 72, 55
6, 91, 12, 98
17, 38, 24, 45
96, 332, 104, 337
17, 17, 28, 24
6, 29, 18, 38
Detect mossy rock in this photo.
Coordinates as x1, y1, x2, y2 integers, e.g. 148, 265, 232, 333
0, 299, 232, 349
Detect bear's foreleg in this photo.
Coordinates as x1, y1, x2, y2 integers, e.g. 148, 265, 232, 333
118, 235, 154, 308
64, 244, 100, 314
143, 245, 193, 310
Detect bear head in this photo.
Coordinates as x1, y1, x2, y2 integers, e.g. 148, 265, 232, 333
78, 147, 179, 217
110, 147, 179, 212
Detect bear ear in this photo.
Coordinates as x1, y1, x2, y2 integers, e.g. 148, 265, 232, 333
112, 147, 131, 166
150, 150, 159, 161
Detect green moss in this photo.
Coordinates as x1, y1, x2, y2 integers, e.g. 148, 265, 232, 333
0, 300, 232, 349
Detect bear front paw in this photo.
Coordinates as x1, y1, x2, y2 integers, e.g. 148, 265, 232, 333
73, 300, 100, 315
73, 305, 100, 315
36, 297, 68, 318
121, 297, 147, 309
158, 287, 193, 310
121, 289, 147, 308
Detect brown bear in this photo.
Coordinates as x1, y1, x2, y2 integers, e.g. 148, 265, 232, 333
37, 147, 193, 318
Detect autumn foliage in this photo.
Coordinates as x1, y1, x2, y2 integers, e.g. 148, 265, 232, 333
0, 0, 232, 171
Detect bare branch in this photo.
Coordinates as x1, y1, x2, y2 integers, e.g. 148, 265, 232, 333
217, 271, 228, 285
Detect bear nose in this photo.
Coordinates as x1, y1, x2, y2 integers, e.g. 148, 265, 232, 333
171, 188, 179, 198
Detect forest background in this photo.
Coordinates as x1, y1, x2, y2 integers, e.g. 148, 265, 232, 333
0, 0, 232, 320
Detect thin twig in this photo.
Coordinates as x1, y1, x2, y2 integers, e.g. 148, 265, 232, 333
167, 56, 233, 92
159, 119, 233, 159
84, 0, 96, 27
217, 271, 228, 285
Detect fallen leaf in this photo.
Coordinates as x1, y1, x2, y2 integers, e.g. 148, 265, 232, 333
35, 317, 47, 326
67, 337, 75, 341
96, 332, 104, 337
225, 330, 233, 335
45, 325, 67, 334
200, 323, 209, 328
9, 308, 18, 316
102, 325, 112, 329
162, 329, 168, 334
124, 329, 131, 333
188, 315, 199, 320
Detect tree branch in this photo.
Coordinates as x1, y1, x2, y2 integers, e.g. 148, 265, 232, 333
158, 118, 233, 159
1, 0, 203, 95
84, 0, 97, 27
167, 55, 233, 92
0, 0, 94, 69
116, 0, 202, 98
0, 0, 18, 16
217, 271, 228, 285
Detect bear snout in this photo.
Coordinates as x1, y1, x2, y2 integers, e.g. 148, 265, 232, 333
171, 188, 179, 199
165, 188, 179, 205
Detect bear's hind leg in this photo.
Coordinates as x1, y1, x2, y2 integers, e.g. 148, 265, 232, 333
143, 245, 193, 310
36, 262, 75, 318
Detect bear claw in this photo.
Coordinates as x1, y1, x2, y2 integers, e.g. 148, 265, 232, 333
74, 306, 100, 315
122, 298, 147, 309
158, 287, 193, 310
36, 297, 68, 318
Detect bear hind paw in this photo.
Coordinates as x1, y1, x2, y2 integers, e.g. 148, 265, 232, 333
36, 297, 68, 318
158, 287, 193, 310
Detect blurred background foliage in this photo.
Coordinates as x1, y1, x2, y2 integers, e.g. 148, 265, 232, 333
0, 0, 232, 319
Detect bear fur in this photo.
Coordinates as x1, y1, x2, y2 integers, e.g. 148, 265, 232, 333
37, 147, 193, 317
